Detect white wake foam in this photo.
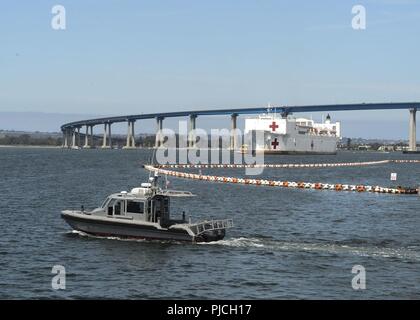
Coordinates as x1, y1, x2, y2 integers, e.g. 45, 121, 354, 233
203, 237, 420, 261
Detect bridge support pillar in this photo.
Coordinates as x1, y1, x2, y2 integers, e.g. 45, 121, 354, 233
102, 123, 111, 149
108, 123, 112, 148
125, 121, 131, 149
124, 121, 136, 149
83, 125, 91, 149
102, 124, 107, 148
155, 118, 163, 148
188, 114, 197, 148
230, 114, 238, 150
76, 127, 81, 148
71, 129, 77, 148
131, 122, 135, 147
409, 108, 417, 152
89, 125, 94, 148
63, 130, 68, 148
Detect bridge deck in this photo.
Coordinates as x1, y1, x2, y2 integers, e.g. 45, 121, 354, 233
61, 102, 420, 130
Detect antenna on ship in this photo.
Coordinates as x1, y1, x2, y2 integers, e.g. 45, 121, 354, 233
146, 146, 158, 183
148, 146, 157, 166
267, 102, 275, 118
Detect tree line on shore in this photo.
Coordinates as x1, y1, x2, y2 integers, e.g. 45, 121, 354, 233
0, 134, 62, 146
0, 133, 232, 148
0, 133, 157, 147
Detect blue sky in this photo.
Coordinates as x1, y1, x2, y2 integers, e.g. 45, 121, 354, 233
1, 1, 420, 137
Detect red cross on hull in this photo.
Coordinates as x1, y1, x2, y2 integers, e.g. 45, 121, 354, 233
269, 121, 279, 132
271, 138, 279, 149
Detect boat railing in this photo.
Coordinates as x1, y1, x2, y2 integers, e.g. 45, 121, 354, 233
188, 219, 234, 236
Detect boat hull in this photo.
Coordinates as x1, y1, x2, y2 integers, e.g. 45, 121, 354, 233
61, 212, 225, 243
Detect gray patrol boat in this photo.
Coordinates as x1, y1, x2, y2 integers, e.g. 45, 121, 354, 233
61, 173, 233, 243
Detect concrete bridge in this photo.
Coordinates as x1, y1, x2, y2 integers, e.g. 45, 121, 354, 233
60, 102, 419, 152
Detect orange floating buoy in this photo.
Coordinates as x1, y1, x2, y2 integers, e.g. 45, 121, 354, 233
144, 162, 420, 197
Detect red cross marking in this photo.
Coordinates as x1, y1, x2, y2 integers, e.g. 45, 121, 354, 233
269, 121, 278, 132
271, 138, 279, 149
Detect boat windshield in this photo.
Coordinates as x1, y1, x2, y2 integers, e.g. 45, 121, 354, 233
100, 197, 111, 208
158, 189, 195, 197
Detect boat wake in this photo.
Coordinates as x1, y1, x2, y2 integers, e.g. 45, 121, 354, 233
201, 237, 420, 261
66, 231, 420, 261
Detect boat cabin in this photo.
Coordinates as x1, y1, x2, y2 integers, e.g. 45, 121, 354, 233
99, 185, 192, 227
101, 192, 170, 223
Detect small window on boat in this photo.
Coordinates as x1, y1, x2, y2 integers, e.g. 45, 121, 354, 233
127, 201, 144, 214
107, 199, 117, 215
114, 201, 122, 215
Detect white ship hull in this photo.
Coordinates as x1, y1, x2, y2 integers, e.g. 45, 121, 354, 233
257, 132, 338, 154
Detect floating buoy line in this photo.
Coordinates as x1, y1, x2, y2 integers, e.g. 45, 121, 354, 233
144, 159, 420, 195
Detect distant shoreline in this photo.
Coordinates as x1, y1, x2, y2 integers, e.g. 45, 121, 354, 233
0, 145, 408, 154
0, 145, 61, 149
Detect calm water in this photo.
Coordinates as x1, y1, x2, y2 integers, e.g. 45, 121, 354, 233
1, 147, 420, 299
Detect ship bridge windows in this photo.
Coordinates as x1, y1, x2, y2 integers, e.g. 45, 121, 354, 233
107, 199, 123, 216
127, 201, 144, 214
106, 199, 145, 217
114, 201, 122, 215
